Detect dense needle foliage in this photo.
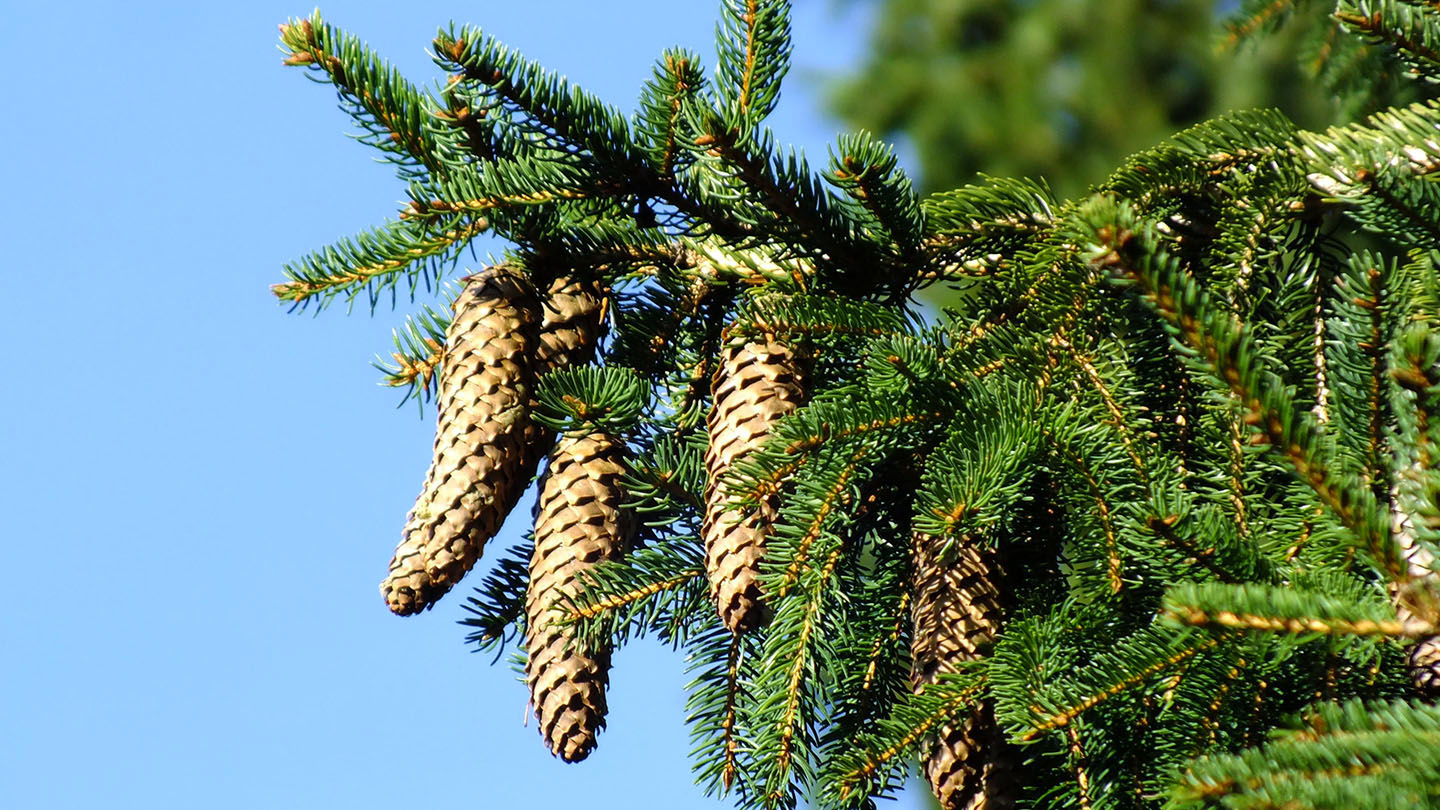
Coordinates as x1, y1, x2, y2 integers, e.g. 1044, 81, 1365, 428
276, 2, 1440, 807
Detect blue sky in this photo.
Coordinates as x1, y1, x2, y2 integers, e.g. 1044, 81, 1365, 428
0, 2, 930, 808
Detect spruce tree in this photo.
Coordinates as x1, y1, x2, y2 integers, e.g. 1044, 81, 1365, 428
829, 0, 1435, 196
275, 3, 1440, 807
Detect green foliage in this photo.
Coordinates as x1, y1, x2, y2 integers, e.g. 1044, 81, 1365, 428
533, 366, 649, 434
829, 0, 1390, 198
277, 2, 1440, 808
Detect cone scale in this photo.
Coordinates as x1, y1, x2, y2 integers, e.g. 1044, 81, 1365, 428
702, 335, 806, 633
525, 430, 633, 762
911, 531, 1014, 810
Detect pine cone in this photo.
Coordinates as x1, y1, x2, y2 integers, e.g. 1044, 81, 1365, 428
383, 267, 542, 615
537, 275, 605, 372
526, 430, 633, 762
382, 271, 606, 616
1408, 635, 1440, 695
702, 335, 807, 633
911, 531, 1015, 810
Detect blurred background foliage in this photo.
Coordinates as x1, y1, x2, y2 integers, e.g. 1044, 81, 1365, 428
828, 0, 1437, 199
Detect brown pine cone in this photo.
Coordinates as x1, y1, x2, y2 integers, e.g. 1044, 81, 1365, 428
911, 531, 1015, 810
537, 275, 605, 372
702, 335, 807, 633
382, 267, 542, 615
526, 430, 633, 762
1408, 635, 1440, 696
382, 271, 606, 616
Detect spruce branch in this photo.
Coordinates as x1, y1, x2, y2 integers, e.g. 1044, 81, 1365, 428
272, 216, 487, 312
625, 432, 708, 522
714, 0, 792, 121
820, 675, 986, 809
1170, 698, 1440, 808
912, 388, 1041, 543
922, 174, 1057, 242
1328, 251, 1395, 489
1336, 0, 1440, 81
563, 543, 707, 649
1162, 581, 1430, 638
404, 152, 613, 221
1015, 625, 1233, 741
1055, 334, 1152, 480
532, 366, 648, 436
1082, 199, 1405, 585
763, 448, 867, 602
375, 302, 451, 405
689, 120, 900, 293
749, 545, 843, 809
274, 4, 1440, 807
826, 131, 925, 262
688, 625, 758, 798
636, 50, 709, 180
1044, 425, 1131, 595
725, 394, 946, 508
459, 540, 534, 656
1298, 100, 1440, 213
279, 12, 449, 179
726, 294, 908, 345
434, 25, 743, 236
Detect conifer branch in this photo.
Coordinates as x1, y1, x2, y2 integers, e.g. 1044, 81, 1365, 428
1056, 335, 1150, 480
375, 304, 450, 404
1162, 582, 1431, 637
1019, 629, 1232, 741
827, 131, 925, 265
459, 541, 534, 654
689, 627, 754, 798
1221, 0, 1302, 50
726, 295, 907, 344
720, 632, 744, 792
715, 0, 791, 120
692, 123, 895, 289
566, 567, 702, 621
727, 399, 946, 506
1170, 699, 1440, 809
1147, 514, 1245, 584
273, 217, 486, 311
434, 26, 745, 236
1226, 405, 1256, 542
563, 539, 709, 649
1329, 252, 1394, 490
636, 50, 708, 180
770, 546, 842, 790
1064, 725, 1097, 810
1335, 0, 1440, 79
279, 13, 447, 178
275, 6, 1440, 807
769, 450, 866, 601
1083, 201, 1406, 584
1046, 431, 1126, 594
857, 590, 909, 699
826, 678, 986, 805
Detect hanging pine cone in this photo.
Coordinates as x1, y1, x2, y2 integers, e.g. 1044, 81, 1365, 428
382, 267, 542, 615
537, 275, 605, 372
1407, 635, 1440, 695
911, 531, 1015, 810
382, 271, 606, 616
702, 335, 807, 633
525, 429, 633, 762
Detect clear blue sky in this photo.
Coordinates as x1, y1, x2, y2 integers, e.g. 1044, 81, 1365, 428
0, 2, 930, 808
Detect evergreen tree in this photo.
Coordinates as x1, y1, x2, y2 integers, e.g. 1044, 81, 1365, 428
275, 2, 1440, 807
829, 0, 1435, 197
